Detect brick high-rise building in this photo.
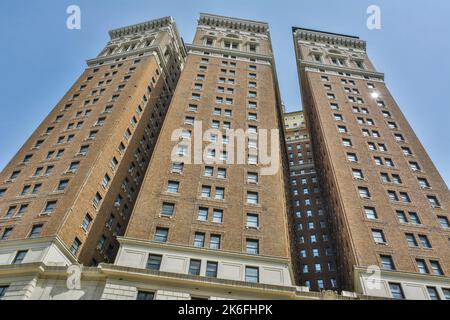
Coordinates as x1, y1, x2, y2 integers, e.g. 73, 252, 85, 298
293, 27, 450, 299
0, 17, 187, 267
284, 111, 339, 292
114, 13, 297, 290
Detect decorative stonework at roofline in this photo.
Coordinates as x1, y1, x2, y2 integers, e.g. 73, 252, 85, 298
199, 13, 269, 34
294, 27, 366, 51
109, 16, 174, 39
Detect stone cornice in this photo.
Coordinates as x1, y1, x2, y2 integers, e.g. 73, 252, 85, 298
187, 44, 273, 63
199, 13, 269, 34
293, 27, 366, 51
299, 59, 385, 80
109, 16, 174, 39
117, 237, 290, 265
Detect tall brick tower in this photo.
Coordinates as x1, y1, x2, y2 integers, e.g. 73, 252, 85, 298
114, 13, 296, 290
0, 17, 187, 267
293, 27, 450, 299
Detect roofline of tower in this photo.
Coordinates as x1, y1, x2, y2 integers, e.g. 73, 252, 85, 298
199, 13, 269, 33
292, 26, 366, 50
108, 16, 175, 39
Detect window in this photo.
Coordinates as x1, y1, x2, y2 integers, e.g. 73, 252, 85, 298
10, 170, 21, 181
69, 238, 81, 256
427, 287, 441, 300
29, 224, 43, 239
201, 186, 212, 198
405, 233, 418, 247
388, 191, 399, 202
372, 229, 387, 245
210, 235, 221, 250
0, 189, 6, 199
427, 196, 441, 208
155, 228, 169, 243
137, 291, 155, 300
358, 187, 370, 199
68, 161, 80, 173
79, 145, 89, 156
194, 233, 205, 248
409, 212, 421, 225
146, 254, 162, 271
438, 216, 450, 229
215, 187, 225, 200
247, 214, 259, 229
342, 139, 352, 147
419, 235, 432, 249
443, 289, 450, 300
217, 168, 227, 179
416, 259, 429, 274
352, 169, 364, 180
171, 162, 184, 174
245, 267, 259, 283
12, 250, 28, 264
399, 192, 411, 203
212, 209, 223, 224
206, 262, 218, 278
430, 261, 444, 276
43, 201, 57, 215
0, 285, 9, 298
347, 153, 358, 162
189, 260, 202, 276
93, 193, 102, 208
364, 207, 378, 220
246, 239, 259, 255
389, 283, 405, 300
167, 181, 180, 193
16, 204, 28, 217
1, 228, 13, 241
247, 191, 259, 205
161, 203, 175, 217
58, 179, 69, 191
198, 207, 208, 221
380, 255, 395, 271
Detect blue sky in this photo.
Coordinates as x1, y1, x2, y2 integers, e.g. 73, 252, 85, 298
0, 0, 449, 186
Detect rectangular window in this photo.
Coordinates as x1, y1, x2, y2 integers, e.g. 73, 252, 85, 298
427, 287, 441, 300
206, 261, 218, 278
1, 228, 13, 241
389, 283, 405, 300
194, 233, 205, 248
212, 209, 223, 224
416, 259, 429, 274
154, 228, 169, 243
198, 207, 208, 221
167, 181, 180, 193
364, 207, 378, 220
29, 224, 43, 239
12, 250, 28, 264
210, 235, 221, 250
246, 239, 259, 255
70, 238, 81, 256
380, 255, 396, 271
43, 201, 57, 215
245, 267, 259, 283
247, 214, 259, 229
188, 260, 201, 276
146, 254, 162, 271
137, 291, 155, 300
247, 192, 259, 205
161, 203, 175, 217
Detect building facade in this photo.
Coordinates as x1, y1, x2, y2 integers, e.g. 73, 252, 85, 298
115, 13, 297, 289
293, 27, 450, 300
284, 111, 339, 292
0, 17, 187, 268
